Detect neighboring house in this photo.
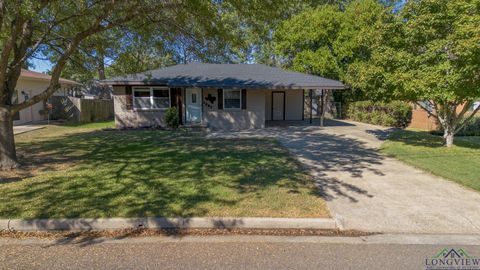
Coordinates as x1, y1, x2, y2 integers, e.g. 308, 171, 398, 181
102, 63, 345, 130
14, 69, 80, 125
409, 101, 480, 131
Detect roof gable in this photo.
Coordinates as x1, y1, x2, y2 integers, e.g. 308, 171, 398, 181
20, 69, 80, 85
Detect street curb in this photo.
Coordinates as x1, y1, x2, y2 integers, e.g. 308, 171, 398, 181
0, 217, 338, 232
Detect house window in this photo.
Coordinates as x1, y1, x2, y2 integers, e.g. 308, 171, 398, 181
133, 87, 170, 110
224, 89, 241, 109
152, 89, 170, 109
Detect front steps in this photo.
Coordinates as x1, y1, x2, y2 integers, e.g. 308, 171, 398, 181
181, 124, 208, 135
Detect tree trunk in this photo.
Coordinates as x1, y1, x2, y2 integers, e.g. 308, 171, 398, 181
97, 53, 106, 81
0, 107, 19, 170
443, 126, 454, 147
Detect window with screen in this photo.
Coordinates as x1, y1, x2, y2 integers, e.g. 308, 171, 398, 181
133, 87, 170, 110
224, 89, 241, 109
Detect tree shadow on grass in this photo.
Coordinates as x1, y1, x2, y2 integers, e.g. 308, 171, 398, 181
382, 129, 480, 150
0, 125, 390, 247
365, 128, 398, 141
0, 129, 318, 226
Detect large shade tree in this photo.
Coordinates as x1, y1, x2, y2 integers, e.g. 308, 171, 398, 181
0, 0, 289, 170
273, 0, 385, 82
351, 0, 480, 147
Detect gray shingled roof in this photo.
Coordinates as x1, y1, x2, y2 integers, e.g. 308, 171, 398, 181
102, 63, 345, 89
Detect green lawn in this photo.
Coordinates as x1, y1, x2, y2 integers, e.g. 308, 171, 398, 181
0, 122, 328, 219
381, 130, 480, 191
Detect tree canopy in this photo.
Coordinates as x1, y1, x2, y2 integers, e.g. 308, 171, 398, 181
1, 0, 480, 171
273, 0, 480, 146
0, 0, 298, 169
273, 0, 385, 84
353, 0, 480, 146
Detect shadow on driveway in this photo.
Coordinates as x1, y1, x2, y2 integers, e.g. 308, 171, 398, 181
273, 127, 382, 203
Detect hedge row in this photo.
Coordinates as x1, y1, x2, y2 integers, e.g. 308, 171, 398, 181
452, 117, 480, 136
346, 101, 412, 128
429, 117, 480, 136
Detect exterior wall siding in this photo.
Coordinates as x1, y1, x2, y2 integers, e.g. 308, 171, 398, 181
14, 78, 71, 125
113, 86, 167, 128
202, 89, 265, 130
113, 86, 306, 130
265, 89, 303, 121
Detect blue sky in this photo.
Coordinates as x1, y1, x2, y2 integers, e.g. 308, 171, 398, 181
31, 58, 53, 73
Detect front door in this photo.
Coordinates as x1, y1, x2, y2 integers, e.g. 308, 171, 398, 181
272, 91, 285, 120
186, 88, 202, 124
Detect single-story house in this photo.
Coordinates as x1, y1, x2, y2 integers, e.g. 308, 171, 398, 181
102, 63, 345, 130
14, 69, 80, 125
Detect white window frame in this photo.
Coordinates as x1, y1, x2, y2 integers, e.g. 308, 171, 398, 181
223, 89, 242, 110
132, 87, 170, 111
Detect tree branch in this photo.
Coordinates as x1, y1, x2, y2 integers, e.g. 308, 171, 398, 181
13, 5, 139, 112
0, 16, 25, 97
0, 0, 5, 34
9, 19, 34, 75
454, 103, 480, 134
11, 21, 55, 70
456, 100, 473, 120
416, 101, 439, 120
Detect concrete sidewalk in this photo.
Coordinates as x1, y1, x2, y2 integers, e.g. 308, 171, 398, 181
13, 124, 45, 135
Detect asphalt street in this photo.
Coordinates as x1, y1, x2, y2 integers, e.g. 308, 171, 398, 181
1, 234, 480, 270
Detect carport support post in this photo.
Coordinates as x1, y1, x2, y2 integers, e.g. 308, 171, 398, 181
320, 89, 325, 127
309, 89, 313, 124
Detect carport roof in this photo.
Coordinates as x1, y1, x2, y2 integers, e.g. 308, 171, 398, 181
102, 63, 345, 89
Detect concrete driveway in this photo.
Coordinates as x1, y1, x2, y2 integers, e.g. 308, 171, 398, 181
13, 124, 45, 135
210, 120, 480, 234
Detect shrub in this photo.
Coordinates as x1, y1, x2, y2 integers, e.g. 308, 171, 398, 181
455, 117, 480, 136
370, 110, 383, 125
380, 114, 397, 127
346, 101, 412, 128
387, 101, 412, 127
164, 107, 180, 129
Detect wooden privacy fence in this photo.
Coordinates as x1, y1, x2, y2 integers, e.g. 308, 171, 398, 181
49, 96, 114, 122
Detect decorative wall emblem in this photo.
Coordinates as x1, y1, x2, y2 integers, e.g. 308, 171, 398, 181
204, 94, 217, 109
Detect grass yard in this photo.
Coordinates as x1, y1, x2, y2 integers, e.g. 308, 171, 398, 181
381, 130, 480, 191
0, 122, 328, 219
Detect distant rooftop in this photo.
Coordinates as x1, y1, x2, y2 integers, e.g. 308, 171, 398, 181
20, 69, 80, 85
102, 63, 345, 89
